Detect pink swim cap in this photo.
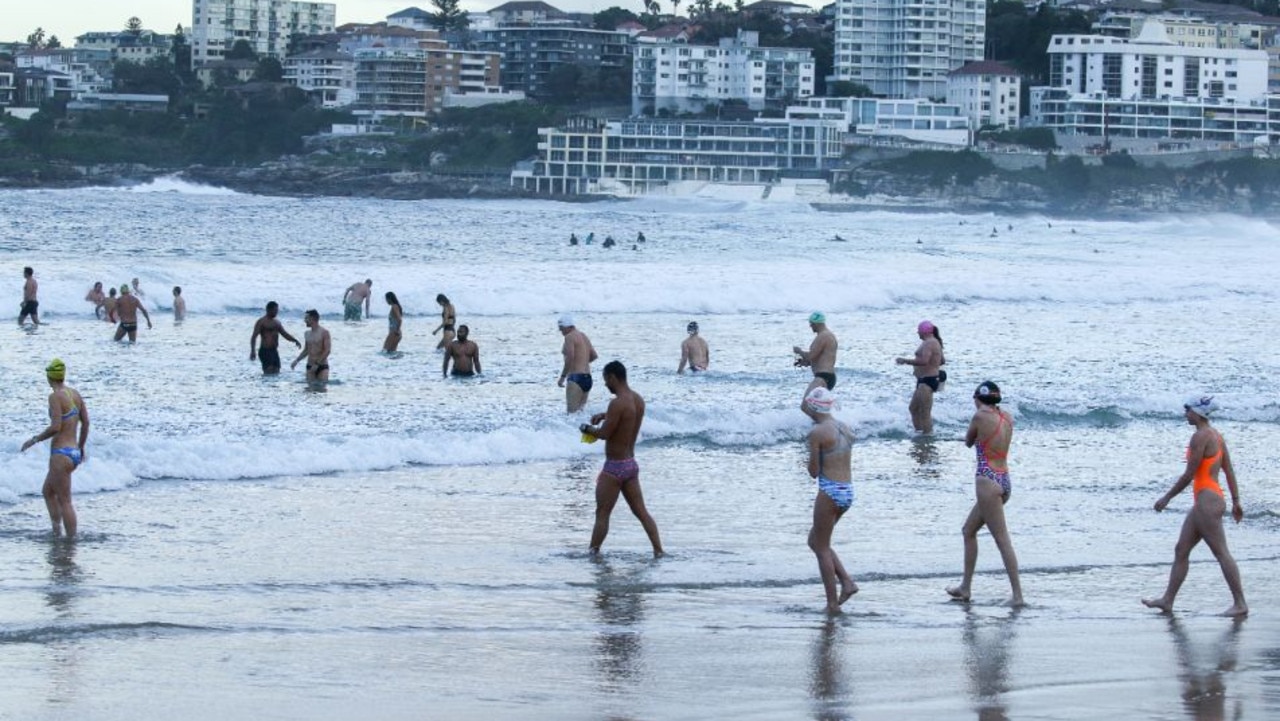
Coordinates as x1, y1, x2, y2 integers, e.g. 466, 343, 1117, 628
918, 320, 935, 334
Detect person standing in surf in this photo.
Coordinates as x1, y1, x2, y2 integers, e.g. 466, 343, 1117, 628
895, 320, 945, 434
432, 294, 456, 350
384, 292, 404, 353
21, 359, 89, 538
794, 312, 837, 393
1143, 395, 1247, 617
19, 266, 39, 328
947, 382, 1024, 607
342, 279, 372, 321
677, 321, 709, 374
443, 325, 481, 377
579, 360, 663, 558
802, 386, 858, 614
114, 285, 152, 343
291, 309, 331, 388
557, 314, 598, 413
250, 301, 301, 375
172, 286, 187, 322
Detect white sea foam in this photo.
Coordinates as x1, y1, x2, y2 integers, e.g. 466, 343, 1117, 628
117, 175, 239, 196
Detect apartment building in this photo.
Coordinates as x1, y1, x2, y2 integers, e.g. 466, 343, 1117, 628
353, 46, 507, 117
946, 60, 1020, 130
284, 48, 357, 107
632, 30, 815, 115
190, 0, 337, 65
76, 30, 175, 64
832, 0, 986, 99
474, 26, 631, 98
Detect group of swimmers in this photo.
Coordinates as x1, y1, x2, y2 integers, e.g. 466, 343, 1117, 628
568, 231, 646, 250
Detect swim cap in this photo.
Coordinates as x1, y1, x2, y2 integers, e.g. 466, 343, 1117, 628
809, 311, 826, 324
580, 432, 598, 444
46, 358, 66, 381
804, 386, 836, 415
120, 284, 131, 294
557, 314, 575, 328
974, 381, 1002, 405
1184, 394, 1219, 419
687, 321, 698, 333
918, 320, 936, 334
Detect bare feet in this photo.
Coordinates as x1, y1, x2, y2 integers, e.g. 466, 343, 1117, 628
825, 603, 843, 616
838, 581, 859, 605
1142, 597, 1172, 613
1221, 604, 1249, 618
946, 586, 970, 602
1009, 596, 1026, 608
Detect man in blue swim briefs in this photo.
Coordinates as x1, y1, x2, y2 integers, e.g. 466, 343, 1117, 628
802, 386, 858, 614
580, 361, 663, 558
556, 314, 598, 413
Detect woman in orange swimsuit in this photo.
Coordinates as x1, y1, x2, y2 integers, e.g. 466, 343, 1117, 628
947, 382, 1023, 606
1143, 395, 1247, 617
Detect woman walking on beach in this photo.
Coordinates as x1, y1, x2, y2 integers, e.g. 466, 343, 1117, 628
433, 294, 456, 351
1143, 395, 1247, 617
803, 386, 858, 614
384, 292, 404, 353
20, 359, 89, 538
948, 381, 1023, 607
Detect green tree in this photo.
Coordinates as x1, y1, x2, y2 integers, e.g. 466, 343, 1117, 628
45, 35, 62, 49
26, 27, 46, 49
126, 16, 144, 35
828, 80, 873, 98
429, 0, 471, 32
593, 6, 641, 30
255, 57, 284, 82
226, 39, 258, 61
545, 64, 584, 104
692, 0, 713, 16
113, 57, 180, 96
171, 25, 194, 82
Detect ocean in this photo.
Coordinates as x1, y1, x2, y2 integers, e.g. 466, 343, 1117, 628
0, 178, 1278, 720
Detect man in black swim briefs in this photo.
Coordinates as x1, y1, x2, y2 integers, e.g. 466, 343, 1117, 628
291, 309, 331, 388
557, 314, 598, 412
250, 301, 302, 375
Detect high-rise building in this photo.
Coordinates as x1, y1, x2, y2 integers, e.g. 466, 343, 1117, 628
190, 0, 337, 66
832, 0, 986, 99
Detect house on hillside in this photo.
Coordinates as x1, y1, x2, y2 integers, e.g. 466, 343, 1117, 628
487, 1, 567, 26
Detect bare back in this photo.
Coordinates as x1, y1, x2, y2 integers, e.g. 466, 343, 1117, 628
117, 295, 143, 323
562, 330, 596, 374
49, 386, 85, 449
603, 389, 645, 461
966, 407, 1012, 472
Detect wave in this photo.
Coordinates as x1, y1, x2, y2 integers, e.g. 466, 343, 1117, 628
114, 175, 239, 196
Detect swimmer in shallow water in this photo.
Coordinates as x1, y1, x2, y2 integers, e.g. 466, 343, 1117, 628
677, 321, 709, 374
802, 386, 858, 614
21, 358, 89, 538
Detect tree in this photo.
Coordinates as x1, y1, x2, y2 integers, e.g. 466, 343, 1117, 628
828, 80, 873, 98
126, 16, 144, 35
594, 6, 641, 30
671, 0, 683, 17
171, 25, 194, 82
45, 35, 62, 49
692, 0, 713, 16
226, 39, 258, 61
26, 27, 45, 49
429, 0, 471, 32
113, 56, 180, 96
545, 64, 584, 104
255, 57, 284, 82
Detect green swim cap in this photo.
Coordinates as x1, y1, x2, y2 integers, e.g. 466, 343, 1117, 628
120, 284, 131, 294
46, 358, 66, 381
809, 311, 826, 324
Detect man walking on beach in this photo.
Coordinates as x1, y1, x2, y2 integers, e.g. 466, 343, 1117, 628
291, 309, 331, 388
443, 325, 482, 377
896, 320, 945, 434
794, 312, 838, 393
557, 314, 598, 412
343, 279, 372, 321
579, 360, 663, 558
19, 266, 39, 328
114, 285, 152, 342
251, 301, 301, 375
678, 321, 709, 374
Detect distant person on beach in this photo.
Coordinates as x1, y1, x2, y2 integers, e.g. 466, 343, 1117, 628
172, 286, 186, 322
85, 282, 106, 318
292, 309, 331, 388
383, 292, 403, 353
19, 266, 39, 328
343, 279, 372, 321
443, 325, 481, 377
1143, 395, 1248, 617
131, 277, 146, 300
570, 233, 579, 246
947, 382, 1023, 607
802, 386, 858, 614
579, 360, 663, 558
103, 287, 118, 323
432, 294, 456, 350
678, 321, 709, 374
895, 320, 945, 434
20, 358, 89, 538
114, 285, 152, 342
250, 301, 301, 375
557, 314, 598, 413
794, 312, 837, 392
637, 231, 646, 243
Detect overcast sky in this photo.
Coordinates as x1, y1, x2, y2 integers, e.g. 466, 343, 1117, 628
1, 0, 761, 45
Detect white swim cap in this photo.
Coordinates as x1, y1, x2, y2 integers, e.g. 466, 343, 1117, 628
804, 386, 836, 415
557, 314, 575, 328
1184, 394, 1219, 419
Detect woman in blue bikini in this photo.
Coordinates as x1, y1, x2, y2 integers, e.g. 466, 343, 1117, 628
947, 381, 1023, 606
21, 358, 90, 538
802, 386, 858, 614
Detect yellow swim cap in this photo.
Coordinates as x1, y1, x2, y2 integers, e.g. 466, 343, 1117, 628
46, 358, 66, 381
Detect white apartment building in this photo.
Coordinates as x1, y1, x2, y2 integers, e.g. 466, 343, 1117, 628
284, 49, 356, 107
946, 60, 1020, 130
1045, 22, 1268, 102
832, 0, 986, 99
800, 95, 971, 145
191, 0, 337, 66
0, 70, 15, 107
1094, 12, 1277, 50
632, 30, 815, 115
75, 30, 174, 63
15, 49, 110, 97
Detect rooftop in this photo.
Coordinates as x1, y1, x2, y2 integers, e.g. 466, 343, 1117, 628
949, 60, 1020, 77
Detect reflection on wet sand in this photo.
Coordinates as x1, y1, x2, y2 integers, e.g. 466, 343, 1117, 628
1168, 617, 1244, 721
592, 558, 648, 698
45, 538, 84, 706
963, 608, 1020, 721
809, 619, 852, 721
909, 436, 941, 479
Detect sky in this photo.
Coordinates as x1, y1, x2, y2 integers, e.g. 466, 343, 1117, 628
0, 0, 694, 45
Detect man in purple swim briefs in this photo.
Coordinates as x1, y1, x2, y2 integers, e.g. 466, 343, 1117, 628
579, 360, 664, 558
